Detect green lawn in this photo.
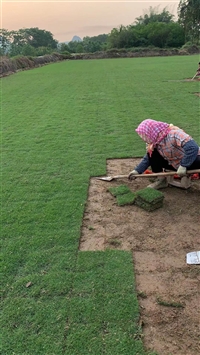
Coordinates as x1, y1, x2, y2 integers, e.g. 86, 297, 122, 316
1, 55, 199, 355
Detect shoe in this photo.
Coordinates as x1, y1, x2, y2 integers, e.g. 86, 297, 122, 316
147, 177, 168, 190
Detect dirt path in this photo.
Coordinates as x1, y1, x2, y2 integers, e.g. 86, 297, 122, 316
80, 158, 200, 355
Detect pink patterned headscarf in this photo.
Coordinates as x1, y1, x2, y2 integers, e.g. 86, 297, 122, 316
136, 119, 170, 156
136, 119, 170, 145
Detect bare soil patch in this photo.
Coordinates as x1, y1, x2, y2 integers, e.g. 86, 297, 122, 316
166, 78, 200, 82
80, 158, 200, 355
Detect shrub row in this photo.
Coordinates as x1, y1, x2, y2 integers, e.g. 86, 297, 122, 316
0, 45, 199, 77
0, 52, 72, 77
73, 44, 199, 60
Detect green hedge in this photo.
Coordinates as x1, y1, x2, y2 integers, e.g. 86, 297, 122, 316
0, 53, 72, 77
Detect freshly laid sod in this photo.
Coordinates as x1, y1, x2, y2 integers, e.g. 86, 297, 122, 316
108, 185, 136, 206
116, 191, 137, 206
1, 54, 199, 354
108, 185, 131, 196
108, 185, 163, 209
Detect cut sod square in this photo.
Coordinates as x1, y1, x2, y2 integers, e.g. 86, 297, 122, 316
135, 187, 164, 211
116, 191, 136, 206
108, 185, 131, 197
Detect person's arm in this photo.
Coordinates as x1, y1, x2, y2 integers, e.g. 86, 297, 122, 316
181, 140, 199, 167
177, 140, 199, 176
128, 154, 150, 179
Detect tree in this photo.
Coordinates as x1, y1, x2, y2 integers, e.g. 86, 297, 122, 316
144, 22, 184, 48
165, 22, 185, 47
76, 43, 84, 53
60, 43, 71, 53
22, 28, 58, 48
107, 25, 136, 49
82, 37, 103, 52
107, 10, 184, 50
178, 0, 200, 43
0, 29, 11, 55
67, 40, 80, 53
35, 47, 51, 56
145, 23, 169, 48
135, 6, 174, 25
21, 44, 36, 56
107, 28, 121, 48
0, 27, 59, 57
8, 28, 58, 50
79, 34, 108, 52
84, 34, 108, 43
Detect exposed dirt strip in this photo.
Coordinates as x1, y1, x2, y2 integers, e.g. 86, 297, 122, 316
80, 158, 200, 355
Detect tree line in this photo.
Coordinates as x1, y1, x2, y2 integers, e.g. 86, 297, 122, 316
0, 1, 199, 57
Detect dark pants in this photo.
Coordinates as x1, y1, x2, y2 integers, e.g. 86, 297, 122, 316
149, 149, 200, 173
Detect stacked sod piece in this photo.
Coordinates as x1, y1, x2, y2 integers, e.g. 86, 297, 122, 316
108, 185, 136, 206
135, 187, 164, 211
108, 185, 164, 211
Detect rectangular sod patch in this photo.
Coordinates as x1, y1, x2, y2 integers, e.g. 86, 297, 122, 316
116, 191, 136, 206
135, 187, 164, 211
108, 185, 131, 197
108, 185, 136, 206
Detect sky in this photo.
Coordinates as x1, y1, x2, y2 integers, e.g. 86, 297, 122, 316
1, 0, 180, 43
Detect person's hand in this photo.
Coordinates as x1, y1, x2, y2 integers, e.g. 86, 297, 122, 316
128, 170, 139, 180
177, 165, 187, 177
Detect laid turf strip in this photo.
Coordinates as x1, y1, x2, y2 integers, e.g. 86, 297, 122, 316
108, 185, 131, 196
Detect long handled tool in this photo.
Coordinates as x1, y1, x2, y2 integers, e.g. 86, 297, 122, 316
192, 73, 197, 80
95, 169, 200, 182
